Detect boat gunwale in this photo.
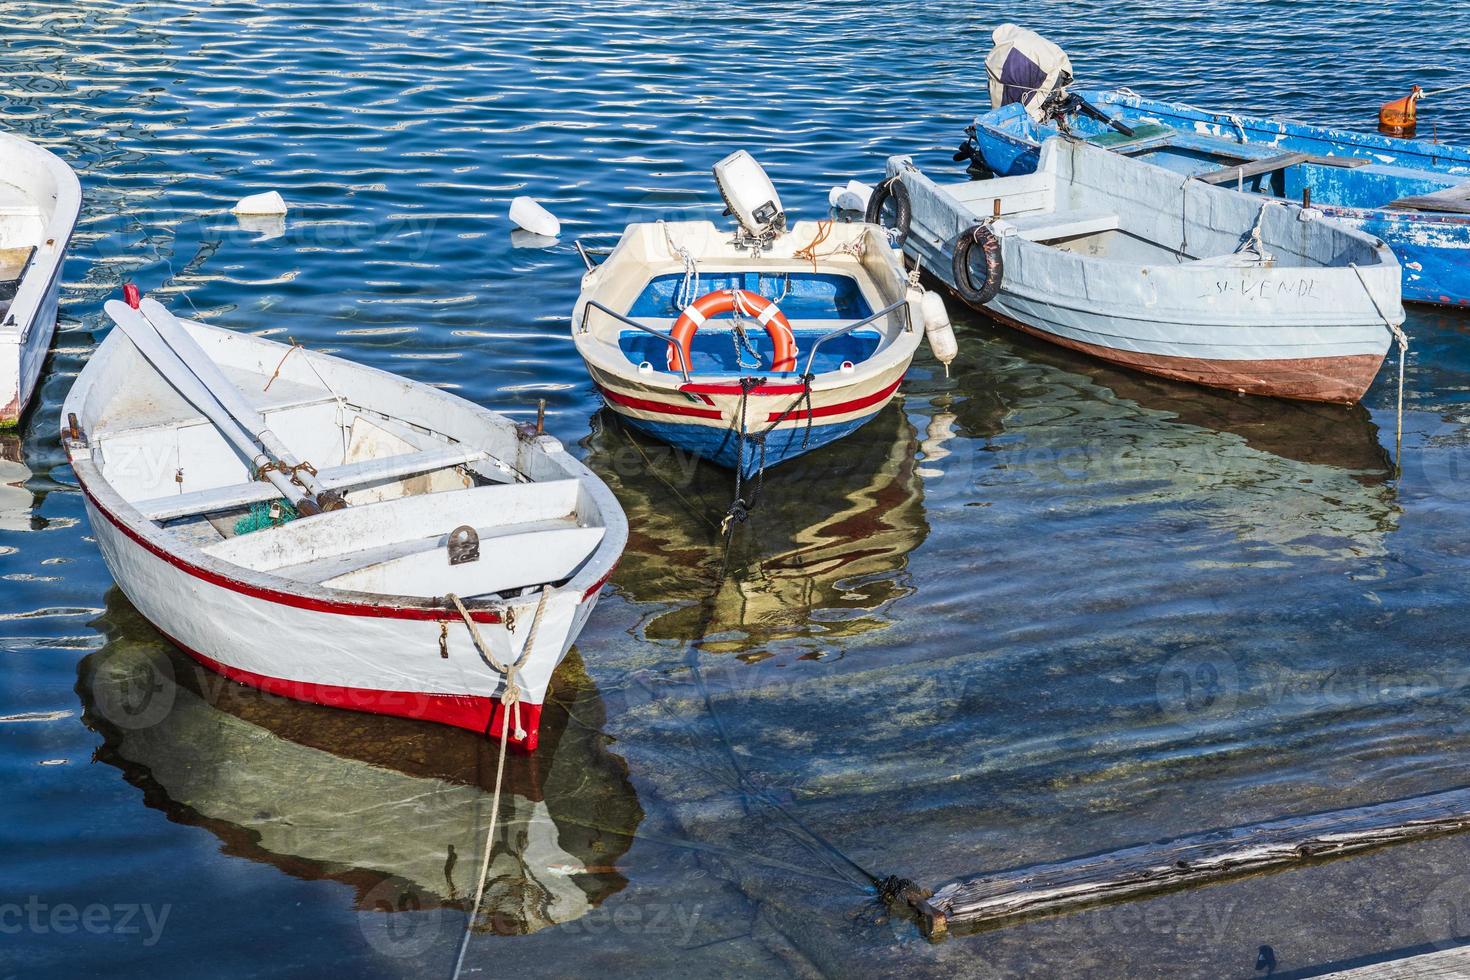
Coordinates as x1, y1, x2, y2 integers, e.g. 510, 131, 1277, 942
572, 221, 923, 400
62, 321, 628, 623
0, 131, 82, 348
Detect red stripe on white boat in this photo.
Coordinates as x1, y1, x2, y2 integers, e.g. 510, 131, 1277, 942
75, 470, 503, 624
162, 625, 543, 750
764, 377, 903, 422
596, 384, 724, 419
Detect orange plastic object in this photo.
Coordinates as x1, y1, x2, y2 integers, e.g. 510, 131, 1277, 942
1379, 86, 1422, 136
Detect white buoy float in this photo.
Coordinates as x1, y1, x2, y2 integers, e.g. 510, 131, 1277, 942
920, 290, 958, 376
828, 179, 872, 213
509, 196, 560, 238
232, 191, 288, 216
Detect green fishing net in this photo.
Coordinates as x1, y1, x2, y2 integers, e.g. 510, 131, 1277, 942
233, 499, 300, 536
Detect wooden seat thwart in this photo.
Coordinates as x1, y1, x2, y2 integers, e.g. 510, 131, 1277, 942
0, 246, 35, 301
0, 245, 35, 282
993, 209, 1121, 242
137, 444, 489, 521
1387, 179, 1470, 214
197, 480, 600, 599
1194, 151, 1369, 185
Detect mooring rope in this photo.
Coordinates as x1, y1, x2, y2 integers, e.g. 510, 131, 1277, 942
1350, 262, 1410, 473
446, 588, 548, 980
661, 220, 700, 311
1423, 81, 1470, 98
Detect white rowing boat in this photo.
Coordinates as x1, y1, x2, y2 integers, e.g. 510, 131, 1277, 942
63, 293, 626, 751
1, 130, 80, 425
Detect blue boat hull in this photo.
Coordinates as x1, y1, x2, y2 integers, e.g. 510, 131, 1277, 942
621, 411, 879, 479
969, 91, 1470, 306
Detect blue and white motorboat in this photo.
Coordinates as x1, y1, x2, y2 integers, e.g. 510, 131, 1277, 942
573, 152, 952, 479
965, 88, 1470, 307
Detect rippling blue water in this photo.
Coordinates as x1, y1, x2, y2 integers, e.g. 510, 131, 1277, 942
5, 1, 1470, 976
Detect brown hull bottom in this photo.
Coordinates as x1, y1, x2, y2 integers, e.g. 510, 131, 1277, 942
982, 308, 1386, 404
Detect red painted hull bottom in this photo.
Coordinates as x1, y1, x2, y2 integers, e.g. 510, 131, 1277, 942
167, 631, 544, 751
985, 309, 1385, 404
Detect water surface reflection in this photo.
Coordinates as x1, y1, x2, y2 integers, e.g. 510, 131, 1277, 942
77, 593, 643, 937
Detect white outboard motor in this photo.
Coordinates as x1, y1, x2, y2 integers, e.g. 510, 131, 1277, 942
985, 24, 1073, 122
713, 150, 786, 246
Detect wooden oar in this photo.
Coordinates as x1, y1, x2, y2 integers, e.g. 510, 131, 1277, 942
136, 297, 343, 510
103, 298, 335, 516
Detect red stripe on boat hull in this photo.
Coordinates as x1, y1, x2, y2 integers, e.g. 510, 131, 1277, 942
73, 471, 502, 623
596, 384, 724, 419
765, 377, 903, 422
159, 625, 543, 751
984, 309, 1384, 404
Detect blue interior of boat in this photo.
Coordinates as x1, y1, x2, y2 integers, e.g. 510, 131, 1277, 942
981, 98, 1465, 209
626, 271, 872, 320
619, 328, 881, 376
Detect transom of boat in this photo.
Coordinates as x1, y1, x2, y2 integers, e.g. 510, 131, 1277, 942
81, 328, 606, 603
579, 220, 912, 380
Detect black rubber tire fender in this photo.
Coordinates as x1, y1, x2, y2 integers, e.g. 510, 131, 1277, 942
864, 177, 911, 246
951, 223, 1004, 307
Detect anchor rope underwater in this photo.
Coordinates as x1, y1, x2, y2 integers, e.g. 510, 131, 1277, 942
446, 587, 548, 980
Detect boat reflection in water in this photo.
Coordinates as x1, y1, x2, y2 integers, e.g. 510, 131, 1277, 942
1012, 333, 1396, 483
583, 400, 928, 657
76, 592, 643, 936
940, 311, 1402, 562
0, 433, 34, 532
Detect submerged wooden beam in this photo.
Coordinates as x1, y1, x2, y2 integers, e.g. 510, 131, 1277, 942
918, 786, 1470, 938
1316, 945, 1470, 978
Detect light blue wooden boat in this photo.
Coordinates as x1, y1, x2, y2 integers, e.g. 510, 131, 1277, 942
966, 89, 1470, 307
885, 137, 1405, 403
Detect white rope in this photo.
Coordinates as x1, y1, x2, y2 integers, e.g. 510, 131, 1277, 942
447, 588, 549, 980
1235, 202, 1274, 264
1225, 112, 1248, 144
1423, 81, 1470, 98
660, 220, 699, 311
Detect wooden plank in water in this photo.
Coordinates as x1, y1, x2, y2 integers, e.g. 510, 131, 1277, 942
1315, 945, 1470, 978
918, 786, 1470, 937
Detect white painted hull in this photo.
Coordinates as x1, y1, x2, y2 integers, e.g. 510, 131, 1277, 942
65, 309, 624, 750
0, 130, 80, 425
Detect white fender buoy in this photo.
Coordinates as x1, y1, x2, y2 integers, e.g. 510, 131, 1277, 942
828, 179, 873, 214
232, 191, 288, 216
921, 290, 958, 376
510, 196, 560, 238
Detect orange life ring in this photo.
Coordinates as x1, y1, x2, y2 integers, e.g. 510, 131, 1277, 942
667, 289, 798, 374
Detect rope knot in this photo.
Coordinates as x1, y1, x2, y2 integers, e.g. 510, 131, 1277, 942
720, 499, 750, 535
